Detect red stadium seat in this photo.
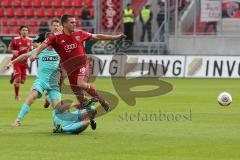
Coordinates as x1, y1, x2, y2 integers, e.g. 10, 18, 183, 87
43, 0, 52, 7
6, 8, 15, 17
25, 8, 35, 17
85, 0, 93, 7
55, 8, 65, 17
23, 0, 31, 7
63, 0, 72, 7
2, 0, 12, 8
89, 8, 94, 17
11, 28, 20, 34
52, 0, 62, 7
29, 28, 39, 34
36, 8, 45, 17
0, 8, 4, 17
13, 0, 22, 7
66, 8, 76, 15
16, 8, 25, 17
76, 9, 83, 17
8, 20, 17, 26
45, 8, 55, 17
32, 0, 42, 7
28, 20, 39, 26
1, 20, 8, 26
73, 1, 83, 7
18, 20, 26, 26
2, 28, 10, 34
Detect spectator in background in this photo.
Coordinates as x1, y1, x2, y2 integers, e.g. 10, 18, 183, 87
123, 3, 135, 41
140, 4, 153, 42
0, 37, 7, 54
81, 5, 92, 32
204, 21, 217, 34
157, 2, 165, 41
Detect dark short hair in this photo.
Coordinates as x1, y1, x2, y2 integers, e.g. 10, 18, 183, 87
61, 14, 75, 25
50, 19, 60, 25
19, 26, 28, 31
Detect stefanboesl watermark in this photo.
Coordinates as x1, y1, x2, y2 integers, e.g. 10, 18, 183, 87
119, 109, 192, 122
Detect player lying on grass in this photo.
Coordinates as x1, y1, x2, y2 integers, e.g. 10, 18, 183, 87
6, 33, 97, 133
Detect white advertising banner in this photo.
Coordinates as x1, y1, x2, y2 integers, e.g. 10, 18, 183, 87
123, 55, 185, 77
201, 0, 221, 22
185, 56, 240, 78
89, 55, 185, 77
1, 54, 240, 78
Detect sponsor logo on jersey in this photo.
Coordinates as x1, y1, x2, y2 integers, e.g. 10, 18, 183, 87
20, 46, 28, 51
42, 56, 59, 61
64, 43, 77, 51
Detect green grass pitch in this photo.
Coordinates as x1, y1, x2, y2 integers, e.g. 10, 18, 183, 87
0, 76, 240, 160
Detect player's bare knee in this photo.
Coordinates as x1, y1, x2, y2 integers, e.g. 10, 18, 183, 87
20, 79, 25, 84
14, 77, 21, 85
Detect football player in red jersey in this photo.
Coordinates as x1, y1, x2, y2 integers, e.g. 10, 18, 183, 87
8, 26, 33, 100
30, 14, 126, 111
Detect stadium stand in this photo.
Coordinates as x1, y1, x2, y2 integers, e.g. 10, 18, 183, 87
0, 0, 95, 35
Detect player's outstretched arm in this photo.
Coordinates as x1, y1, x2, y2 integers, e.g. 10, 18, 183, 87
92, 33, 127, 41
6, 53, 30, 70
30, 43, 48, 62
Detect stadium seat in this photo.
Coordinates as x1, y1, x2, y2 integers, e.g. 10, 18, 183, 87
1, 20, 8, 26
63, 0, 72, 7
66, 8, 76, 15
32, 0, 42, 7
55, 8, 65, 17
29, 28, 39, 34
52, 0, 62, 7
11, 28, 20, 34
28, 20, 39, 26
76, 9, 83, 17
25, 8, 35, 17
2, 28, 10, 34
6, 8, 15, 17
18, 20, 26, 26
0, 8, 4, 17
16, 8, 25, 17
8, 20, 17, 26
89, 8, 95, 17
23, 0, 31, 7
2, 0, 12, 8
36, 8, 45, 17
43, 0, 52, 7
73, 1, 83, 7
45, 8, 55, 17
13, 0, 22, 7
85, 0, 93, 7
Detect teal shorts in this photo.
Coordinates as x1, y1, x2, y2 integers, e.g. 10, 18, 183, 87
31, 79, 61, 100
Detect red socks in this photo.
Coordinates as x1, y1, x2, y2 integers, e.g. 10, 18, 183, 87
14, 84, 19, 97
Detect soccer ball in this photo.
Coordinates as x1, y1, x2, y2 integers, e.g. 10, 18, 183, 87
217, 92, 232, 106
